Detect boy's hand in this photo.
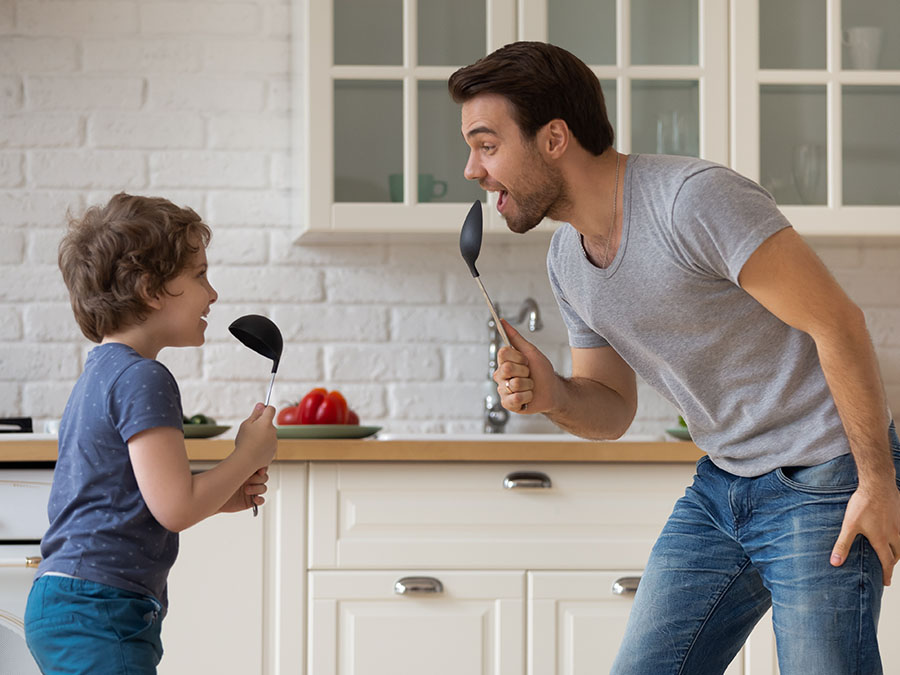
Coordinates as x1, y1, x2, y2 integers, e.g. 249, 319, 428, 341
235, 403, 278, 467
219, 467, 269, 513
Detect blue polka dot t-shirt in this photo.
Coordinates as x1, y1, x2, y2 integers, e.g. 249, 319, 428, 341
37, 343, 184, 608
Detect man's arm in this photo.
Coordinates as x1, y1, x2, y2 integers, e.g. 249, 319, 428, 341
738, 226, 900, 583
495, 320, 638, 439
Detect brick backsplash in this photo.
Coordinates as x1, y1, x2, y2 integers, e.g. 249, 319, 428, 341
1, 0, 898, 439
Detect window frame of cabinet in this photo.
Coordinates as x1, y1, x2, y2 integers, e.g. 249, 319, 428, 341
293, 0, 516, 238
519, 0, 729, 165
731, 0, 900, 235
294, 0, 897, 241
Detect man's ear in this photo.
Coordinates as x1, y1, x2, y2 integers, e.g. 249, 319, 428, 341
541, 119, 569, 158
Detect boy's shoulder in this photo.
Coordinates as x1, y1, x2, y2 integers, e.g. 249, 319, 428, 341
85, 343, 176, 391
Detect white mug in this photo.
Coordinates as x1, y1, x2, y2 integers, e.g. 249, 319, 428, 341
843, 26, 883, 70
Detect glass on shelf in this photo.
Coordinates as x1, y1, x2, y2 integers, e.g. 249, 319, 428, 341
548, 0, 615, 66
418, 81, 484, 204
418, 0, 485, 66
631, 0, 698, 65
759, 85, 826, 205
758, 0, 825, 70
334, 0, 402, 66
842, 0, 900, 70
631, 80, 699, 157
843, 86, 900, 205
334, 80, 403, 203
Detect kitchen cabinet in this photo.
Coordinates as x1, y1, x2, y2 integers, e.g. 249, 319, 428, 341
293, 0, 726, 238
305, 461, 760, 674
294, 0, 897, 238
159, 463, 307, 675
154, 457, 900, 674
529, 571, 749, 674
732, 0, 900, 234
308, 570, 524, 674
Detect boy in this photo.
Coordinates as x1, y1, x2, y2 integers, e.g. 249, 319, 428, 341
25, 193, 277, 674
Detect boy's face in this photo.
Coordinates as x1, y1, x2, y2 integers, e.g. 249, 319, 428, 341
460, 93, 565, 234
155, 245, 218, 348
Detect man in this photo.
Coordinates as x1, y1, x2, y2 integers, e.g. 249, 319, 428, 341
449, 41, 899, 674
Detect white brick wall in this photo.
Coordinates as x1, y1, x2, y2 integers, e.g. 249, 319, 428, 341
1, 0, 899, 439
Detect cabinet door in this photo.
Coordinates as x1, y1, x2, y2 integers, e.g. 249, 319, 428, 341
732, 0, 900, 234
296, 0, 515, 237
308, 570, 524, 675
519, 0, 728, 166
529, 571, 745, 674
160, 508, 265, 675
159, 463, 308, 675
743, 584, 900, 674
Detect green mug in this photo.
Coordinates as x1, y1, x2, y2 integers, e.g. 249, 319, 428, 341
388, 173, 448, 203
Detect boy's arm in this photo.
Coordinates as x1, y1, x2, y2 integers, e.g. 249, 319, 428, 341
129, 404, 277, 532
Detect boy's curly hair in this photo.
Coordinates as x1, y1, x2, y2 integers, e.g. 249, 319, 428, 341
58, 192, 212, 343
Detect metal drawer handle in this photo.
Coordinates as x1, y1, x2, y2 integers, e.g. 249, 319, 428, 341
394, 576, 444, 595
611, 576, 641, 595
503, 471, 552, 489
0, 556, 42, 568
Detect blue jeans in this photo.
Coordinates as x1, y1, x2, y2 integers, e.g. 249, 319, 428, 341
612, 423, 900, 675
25, 575, 164, 675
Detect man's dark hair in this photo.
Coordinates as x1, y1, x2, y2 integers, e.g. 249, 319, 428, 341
448, 41, 614, 156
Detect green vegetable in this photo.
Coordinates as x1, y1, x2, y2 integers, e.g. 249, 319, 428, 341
677, 415, 687, 428
187, 413, 215, 425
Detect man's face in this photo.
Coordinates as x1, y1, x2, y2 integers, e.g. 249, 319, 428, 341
460, 94, 566, 234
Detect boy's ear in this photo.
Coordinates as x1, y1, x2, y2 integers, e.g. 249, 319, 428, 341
139, 275, 164, 310
541, 119, 569, 159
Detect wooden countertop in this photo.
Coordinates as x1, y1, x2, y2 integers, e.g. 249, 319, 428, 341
0, 437, 704, 463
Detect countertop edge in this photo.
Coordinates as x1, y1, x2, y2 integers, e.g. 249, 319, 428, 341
0, 439, 704, 463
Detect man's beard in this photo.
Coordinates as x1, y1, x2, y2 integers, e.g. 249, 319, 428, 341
503, 155, 568, 234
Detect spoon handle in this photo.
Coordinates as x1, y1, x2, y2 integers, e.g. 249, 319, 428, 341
475, 277, 510, 347
253, 372, 278, 518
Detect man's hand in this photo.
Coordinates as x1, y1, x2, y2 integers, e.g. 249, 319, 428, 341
493, 319, 559, 414
831, 480, 900, 585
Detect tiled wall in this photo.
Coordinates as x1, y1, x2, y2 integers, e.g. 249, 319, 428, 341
1, 0, 898, 438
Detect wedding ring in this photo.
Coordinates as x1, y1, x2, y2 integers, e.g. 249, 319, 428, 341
505, 379, 512, 394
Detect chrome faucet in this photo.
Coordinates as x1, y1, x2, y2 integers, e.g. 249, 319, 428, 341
484, 298, 543, 433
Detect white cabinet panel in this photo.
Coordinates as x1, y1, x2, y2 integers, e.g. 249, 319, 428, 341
308, 570, 524, 675
161, 507, 264, 674
308, 462, 695, 569
159, 463, 307, 675
529, 571, 746, 675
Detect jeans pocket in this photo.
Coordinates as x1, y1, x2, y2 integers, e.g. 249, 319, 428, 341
777, 452, 859, 494
103, 596, 161, 642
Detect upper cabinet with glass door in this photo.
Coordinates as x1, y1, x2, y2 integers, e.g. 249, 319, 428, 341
732, 0, 900, 234
295, 0, 514, 237
519, 0, 728, 166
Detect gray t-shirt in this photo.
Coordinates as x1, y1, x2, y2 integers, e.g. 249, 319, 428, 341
548, 154, 849, 477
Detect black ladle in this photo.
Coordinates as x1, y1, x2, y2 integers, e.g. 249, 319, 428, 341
459, 200, 510, 347
228, 314, 283, 517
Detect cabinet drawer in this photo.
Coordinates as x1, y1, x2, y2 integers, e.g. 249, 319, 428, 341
309, 570, 524, 675
309, 462, 696, 569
